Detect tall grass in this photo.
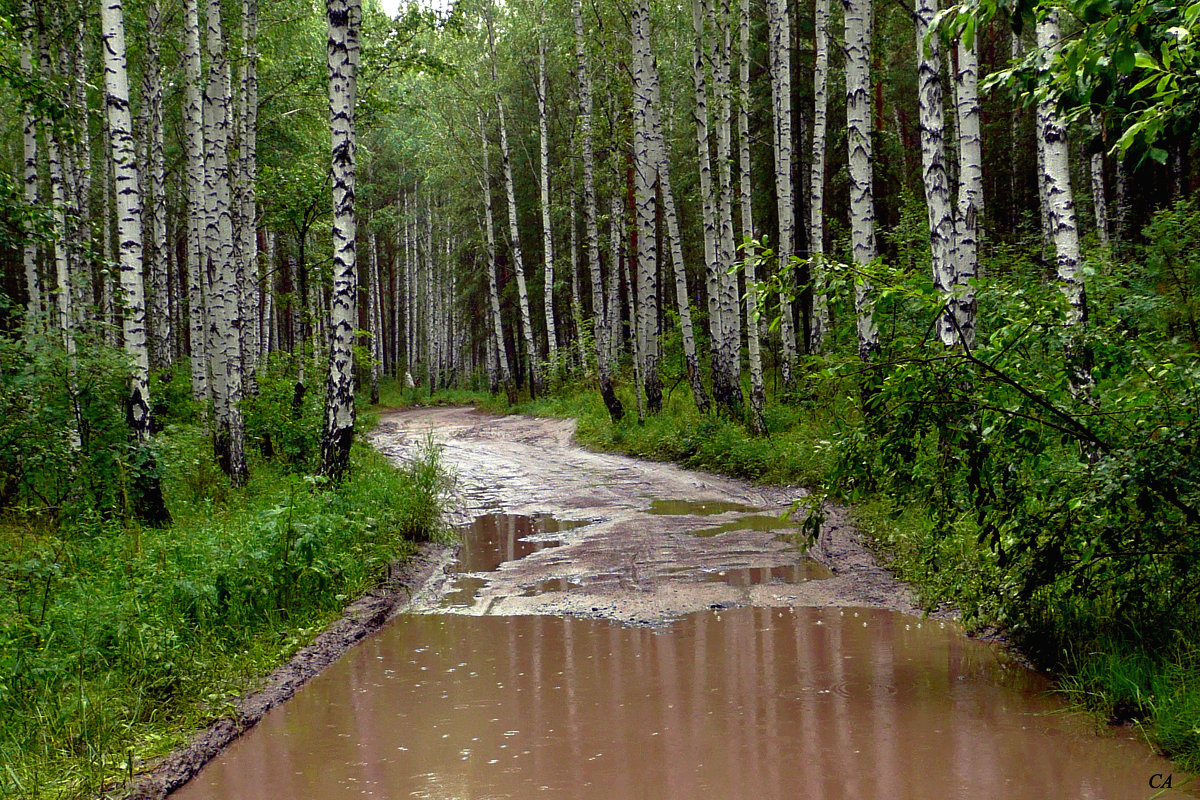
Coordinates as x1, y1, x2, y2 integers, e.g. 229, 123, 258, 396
0, 426, 445, 799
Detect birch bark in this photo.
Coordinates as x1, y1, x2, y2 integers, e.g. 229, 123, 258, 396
320, 0, 361, 480
183, 0, 209, 406
631, 0, 662, 414
143, 0, 172, 367
204, 0, 248, 484
739, 0, 765, 432
536, 37, 558, 373
572, 0, 622, 421
844, 0, 879, 361
369, 230, 382, 405
915, 0, 959, 347
20, 0, 41, 323
809, 0, 831, 355
1090, 114, 1109, 245
767, 0, 799, 387
954, 37, 982, 348
1037, 11, 1090, 395
479, 113, 517, 402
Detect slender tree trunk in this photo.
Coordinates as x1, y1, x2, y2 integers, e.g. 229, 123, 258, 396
953, 37, 982, 348
488, 5, 540, 397
204, 0, 248, 485
710, 0, 743, 410
844, 0, 879, 361
569, 190, 588, 370
915, 0, 958, 347
67, 9, 91, 325
1037, 11, 1090, 396
609, 197, 624, 366
262, 229, 275, 363
368, 230, 382, 405
478, 113, 517, 403
183, 0, 209, 407
100, 0, 170, 525
644, 27, 710, 414
572, 0, 622, 421
321, 0, 361, 480
808, 0, 831, 355
1090, 114, 1109, 246
767, 0, 799, 389
738, 0, 765, 433
239, 0, 260, 392
143, 0, 172, 368
631, 0, 662, 415
20, 0, 41, 324
536, 37, 558, 375
39, 21, 74, 351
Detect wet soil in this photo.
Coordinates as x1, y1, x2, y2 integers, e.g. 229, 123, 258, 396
370, 406, 934, 624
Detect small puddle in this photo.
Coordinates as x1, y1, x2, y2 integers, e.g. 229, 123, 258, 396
173, 607, 1196, 800
647, 498, 758, 515
521, 578, 584, 596
442, 514, 588, 606
698, 561, 832, 585
687, 513, 797, 536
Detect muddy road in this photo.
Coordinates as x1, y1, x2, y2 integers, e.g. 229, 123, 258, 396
166, 406, 1197, 800
370, 406, 923, 624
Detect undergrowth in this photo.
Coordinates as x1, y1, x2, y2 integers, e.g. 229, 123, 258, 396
0, 363, 447, 799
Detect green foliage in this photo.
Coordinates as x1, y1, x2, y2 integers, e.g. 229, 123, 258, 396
0, 429, 445, 799
0, 332, 152, 523
243, 354, 324, 472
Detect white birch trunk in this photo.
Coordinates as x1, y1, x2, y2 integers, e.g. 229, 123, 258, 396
645, 31, 710, 414
20, 0, 41, 323
239, 0, 261, 389
536, 37, 558, 373
572, 0, 622, 420
915, 0, 959, 348
631, 0, 662, 414
739, 0, 765, 432
954, 37, 982, 348
711, 0, 743, 410
569, 190, 588, 370
183, 0, 209, 406
609, 197, 624, 366
204, 0, 248, 484
1037, 11, 1090, 394
488, 9, 540, 397
809, 0, 832, 355
768, 0, 798, 386
100, 0, 152, 441
144, 0, 172, 368
369, 230, 382, 404
321, 0, 361, 479
844, 0, 879, 361
1090, 114, 1109, 246
478, 113, 516, 402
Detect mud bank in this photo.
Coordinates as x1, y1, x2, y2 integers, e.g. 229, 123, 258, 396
118, 543, 448, 800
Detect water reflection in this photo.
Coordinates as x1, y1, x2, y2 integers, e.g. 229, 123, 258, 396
173, 608, 1194, 800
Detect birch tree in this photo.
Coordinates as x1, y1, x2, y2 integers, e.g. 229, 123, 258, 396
369, 230, 382, 405
1037, 10, 1090, 395
487, 4, 540, 397
183, 0, 209, 406
809, 0, 831, 355
953, 36, 982, 348
536, 36, 558, 374
100, 0, 169, 524
767, 0, 798, 388
915, 0, 959, 347
321, 0, 362, 480
204, 0, 248, 485
572, 0, 623, 421
143, 0, 171, 368
238, 0, 261, 389
738, 0, 765, 433
478, 112, 517, 403
845, 0, 879, 361
20, 0, 41, 323
631, 0, 662, 414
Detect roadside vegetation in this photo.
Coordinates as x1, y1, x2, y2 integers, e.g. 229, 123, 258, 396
0, 353, 445, 799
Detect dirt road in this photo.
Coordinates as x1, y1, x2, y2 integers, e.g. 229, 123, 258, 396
371, 407, 927, 624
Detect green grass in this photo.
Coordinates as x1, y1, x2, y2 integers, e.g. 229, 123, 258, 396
0, 424, 446, 799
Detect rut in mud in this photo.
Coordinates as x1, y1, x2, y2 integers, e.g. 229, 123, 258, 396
369, 406, 925, 624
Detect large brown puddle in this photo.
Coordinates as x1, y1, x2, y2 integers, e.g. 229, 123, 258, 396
173, 606, 1193, 800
